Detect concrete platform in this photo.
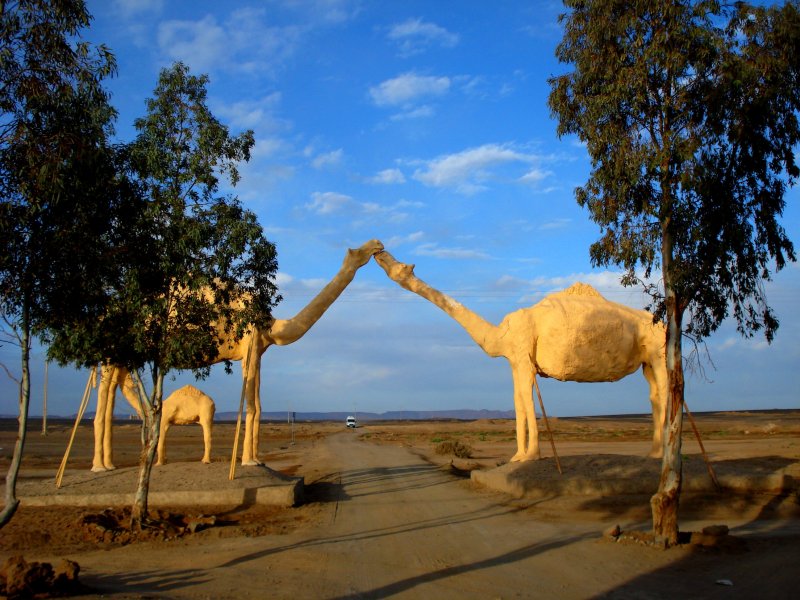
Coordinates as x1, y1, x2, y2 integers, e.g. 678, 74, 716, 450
11, 461, 304, 508
471, 454, 798, 499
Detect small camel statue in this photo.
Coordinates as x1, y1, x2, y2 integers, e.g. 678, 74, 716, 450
157, 385, 215, 465
374, 250, 668, 462
90, 239, 384, 472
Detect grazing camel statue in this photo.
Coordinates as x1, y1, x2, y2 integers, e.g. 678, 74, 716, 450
90, 239, 384, 472
157, 385, 215, 465
374, 250, 667, 462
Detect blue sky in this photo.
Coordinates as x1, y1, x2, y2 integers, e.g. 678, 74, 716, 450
2, 0, 798, 419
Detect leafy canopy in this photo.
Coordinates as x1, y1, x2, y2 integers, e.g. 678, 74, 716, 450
0, 0, 126, 529
548, 0, 798, 343
0, 0, 123, 341
49, 62, 281, 379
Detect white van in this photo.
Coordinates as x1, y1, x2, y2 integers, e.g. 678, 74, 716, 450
346, 415, 357, 428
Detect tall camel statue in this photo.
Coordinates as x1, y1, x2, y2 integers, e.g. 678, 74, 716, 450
157, 384, 215, 466
90, 239, 384, 472
374, 250, 668, 462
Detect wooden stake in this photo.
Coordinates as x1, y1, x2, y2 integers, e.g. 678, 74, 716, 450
56, 366, 97, 488
129, 369, 150, 447
683, 399, 721, 491
532, 373, 562, 475
229, 332, 257, 481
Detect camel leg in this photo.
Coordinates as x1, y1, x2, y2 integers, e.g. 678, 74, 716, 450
102, 384, 117, 470
241, 366, 261, 466
201, 415, 213, 464
91, 387, 108, 472
92, 368, 115, 472
643, 362, 667, 458
250, 367, 261, 463
509, 361, 540, 462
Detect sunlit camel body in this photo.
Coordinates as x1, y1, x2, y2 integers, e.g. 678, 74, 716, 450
374, 250, 668, 462
91, 239, 384, 471
157, 384, 215, 466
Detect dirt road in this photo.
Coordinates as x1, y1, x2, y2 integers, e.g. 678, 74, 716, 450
40, 429, 795, 599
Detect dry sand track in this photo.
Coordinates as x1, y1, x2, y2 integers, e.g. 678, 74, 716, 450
1, 414, 799, 599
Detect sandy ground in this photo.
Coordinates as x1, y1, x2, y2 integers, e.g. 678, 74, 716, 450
1, 411, 799, 598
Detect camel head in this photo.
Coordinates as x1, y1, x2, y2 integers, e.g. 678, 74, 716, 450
347, 239, 385, 268
373, 250, 416, 285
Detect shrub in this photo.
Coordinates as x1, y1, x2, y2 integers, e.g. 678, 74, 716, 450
435, 439, 473, 459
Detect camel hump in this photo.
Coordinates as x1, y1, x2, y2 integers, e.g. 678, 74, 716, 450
557, 282, 604, 299
168, 385, 209, 400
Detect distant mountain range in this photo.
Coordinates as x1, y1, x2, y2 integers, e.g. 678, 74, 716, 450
7, 408, 517, 422
225, 409, 518, 422
9, 407, 796, 422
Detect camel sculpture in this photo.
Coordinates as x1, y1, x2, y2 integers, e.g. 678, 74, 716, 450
90, 239, 384, 471
157, 385, 215, 465
374, 250, 668, 462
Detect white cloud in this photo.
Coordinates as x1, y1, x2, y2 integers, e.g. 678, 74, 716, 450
538, 218, 572, 231
306, 191, 354, 215
369, 72, 451, 107
157, 10, 300, 75
158, 15, 228, 72
390, 105, 435, 120
387, 18, 459, 56
386, 231, 425, 248
312, 149, 344, 169
274, 272, 294, 287
369, 168, 406, 184
305, 192, 414, 224
282, 0, 361, 24
113, 0, 163, 17
253, 137, 292, 160
213, 93, 287, 134
414, 243, 491, 260
520, 168, 553, 184
413, 143, 545, 195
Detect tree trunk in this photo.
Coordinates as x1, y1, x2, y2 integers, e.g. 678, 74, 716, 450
0, 305, 31, 528
650, 247, 685, 545
130, 370, 164, 530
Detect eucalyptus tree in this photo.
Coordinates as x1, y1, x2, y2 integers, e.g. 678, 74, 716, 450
0, 0, 121, 528
49, 62, 280, 528
548, 0, 798, 544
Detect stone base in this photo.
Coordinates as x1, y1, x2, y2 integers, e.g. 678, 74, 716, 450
12, 461, 303, 508
471, 454, 797, 499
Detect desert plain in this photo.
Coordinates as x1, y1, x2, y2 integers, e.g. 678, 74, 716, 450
1, 410, 799, 599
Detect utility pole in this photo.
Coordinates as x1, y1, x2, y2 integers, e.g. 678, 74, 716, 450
41, 361, 48, 436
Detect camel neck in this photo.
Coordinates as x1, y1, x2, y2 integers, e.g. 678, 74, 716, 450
268, 260, 360, 346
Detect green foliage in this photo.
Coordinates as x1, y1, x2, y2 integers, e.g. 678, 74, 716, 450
548, 0, 798, 343
548, 0, 800, 542
0, 0, 121, 338
49, 62, 280, 380
45, 60, 281, 527
0, 0, 120, 528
